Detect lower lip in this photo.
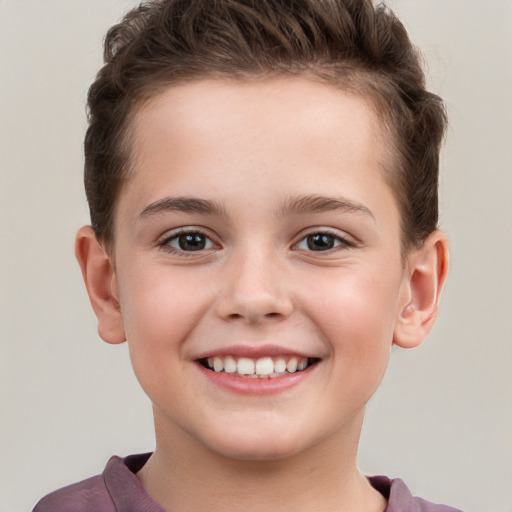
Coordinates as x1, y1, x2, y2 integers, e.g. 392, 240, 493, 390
196, 362, 317, 396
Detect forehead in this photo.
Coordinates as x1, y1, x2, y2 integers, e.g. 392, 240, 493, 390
121, 78, 396, 221
131, 78, 390, 169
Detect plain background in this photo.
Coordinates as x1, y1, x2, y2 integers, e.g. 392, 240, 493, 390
1, 1, 511, 511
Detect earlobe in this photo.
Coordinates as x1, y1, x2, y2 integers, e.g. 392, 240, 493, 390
393, 231, 449, 349
75, 226, 126, 344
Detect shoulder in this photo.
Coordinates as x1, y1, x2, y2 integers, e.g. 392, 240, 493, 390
32, 453, 157, 512
369, 475, 464, 512
32, 474, 114, 512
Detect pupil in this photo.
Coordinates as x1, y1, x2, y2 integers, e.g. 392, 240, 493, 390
307, 234, 334, 251
179, 233, 206, 251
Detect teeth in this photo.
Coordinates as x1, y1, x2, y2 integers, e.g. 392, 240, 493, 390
237, 357, 255, 375
213, 356, 224, 372
274, 358, 287, 373
286, 357, 298, 373
224, 356, 237, 374
297, 358, 308, 371
204, 355, 313, 378
255, 357, 274, 375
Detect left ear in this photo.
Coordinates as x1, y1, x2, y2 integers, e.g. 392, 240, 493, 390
393, 230, 449, 349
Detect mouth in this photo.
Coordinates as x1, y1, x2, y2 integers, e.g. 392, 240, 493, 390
198, 355, 319, 379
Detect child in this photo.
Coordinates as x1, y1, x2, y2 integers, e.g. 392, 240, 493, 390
33, 0, 460, 510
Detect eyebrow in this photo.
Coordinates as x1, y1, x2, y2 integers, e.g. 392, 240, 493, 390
278, 194, 375, 220
138, 194, 374, 221
138, 196, 227, 220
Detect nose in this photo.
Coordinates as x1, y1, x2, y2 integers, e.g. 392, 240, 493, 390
215, 247, 294, 324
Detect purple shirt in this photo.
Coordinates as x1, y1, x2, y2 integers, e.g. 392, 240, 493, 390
33, 453, 462, 512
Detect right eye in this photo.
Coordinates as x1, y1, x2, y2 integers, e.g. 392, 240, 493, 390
160, 230, 216, 254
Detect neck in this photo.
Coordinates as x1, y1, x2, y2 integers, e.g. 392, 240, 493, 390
137, 408, 386, 512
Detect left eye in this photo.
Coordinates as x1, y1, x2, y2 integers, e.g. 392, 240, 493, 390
166, 232, 215, 252
296, 232, 348, 252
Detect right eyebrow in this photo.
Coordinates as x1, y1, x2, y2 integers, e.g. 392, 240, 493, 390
138, 196, 227, 220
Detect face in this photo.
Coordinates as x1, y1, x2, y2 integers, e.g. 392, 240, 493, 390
110, 78, 411, 461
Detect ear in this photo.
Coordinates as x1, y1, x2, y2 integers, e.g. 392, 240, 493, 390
393, 230, 449, 349
75, 226, 126, 344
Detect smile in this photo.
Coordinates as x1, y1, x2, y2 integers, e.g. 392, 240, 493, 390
199, 355, 318, 378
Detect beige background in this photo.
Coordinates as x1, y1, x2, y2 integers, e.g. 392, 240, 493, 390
1, 1, 511, 511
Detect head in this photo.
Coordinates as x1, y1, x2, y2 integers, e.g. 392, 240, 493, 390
85, 0, 446, 254
76, 0, 449, 462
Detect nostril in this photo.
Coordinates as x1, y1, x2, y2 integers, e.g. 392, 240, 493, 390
216, 292, 293, 323
225, 311, 283, 323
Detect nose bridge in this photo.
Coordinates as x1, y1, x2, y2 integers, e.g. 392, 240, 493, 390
216, 240, 293, 322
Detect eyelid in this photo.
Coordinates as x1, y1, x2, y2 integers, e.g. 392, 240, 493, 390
293, 228, 356, 251
156, 226, 355, 255
157, 226, 219, 254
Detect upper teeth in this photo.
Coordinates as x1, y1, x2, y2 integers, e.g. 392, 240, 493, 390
205, 356, 310, 378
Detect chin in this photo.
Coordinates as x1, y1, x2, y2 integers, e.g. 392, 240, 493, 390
199, 423, 315, 462
212, 440, 303, 462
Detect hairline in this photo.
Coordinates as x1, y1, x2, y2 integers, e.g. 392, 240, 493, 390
102, 70, 412, 258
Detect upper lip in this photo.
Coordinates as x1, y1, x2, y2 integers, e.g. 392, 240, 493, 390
193, 344, 319, 360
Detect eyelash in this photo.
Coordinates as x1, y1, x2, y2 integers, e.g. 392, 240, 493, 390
158, 228, 355, 256
294, 230, 356, 253
158, 228, 216, 256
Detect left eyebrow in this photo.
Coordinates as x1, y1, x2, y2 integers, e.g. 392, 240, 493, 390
278, 194, 375, 220
138, 196, 227, 220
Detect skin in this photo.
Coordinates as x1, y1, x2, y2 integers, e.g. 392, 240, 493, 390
76, 78, 448, 512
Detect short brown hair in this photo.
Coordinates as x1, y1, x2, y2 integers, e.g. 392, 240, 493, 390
85, 0, 447, 250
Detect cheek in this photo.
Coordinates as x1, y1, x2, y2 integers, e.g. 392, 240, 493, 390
120, 264, 204, 335
308, 265, 401, 334
304, 267, 401, 385
116, 267, 209, 382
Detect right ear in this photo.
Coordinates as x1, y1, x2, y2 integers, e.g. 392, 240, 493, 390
75, 226, 126, 344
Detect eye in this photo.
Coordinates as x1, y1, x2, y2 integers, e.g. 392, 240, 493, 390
295, 232, 353, 252
161, 230, 215, 253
